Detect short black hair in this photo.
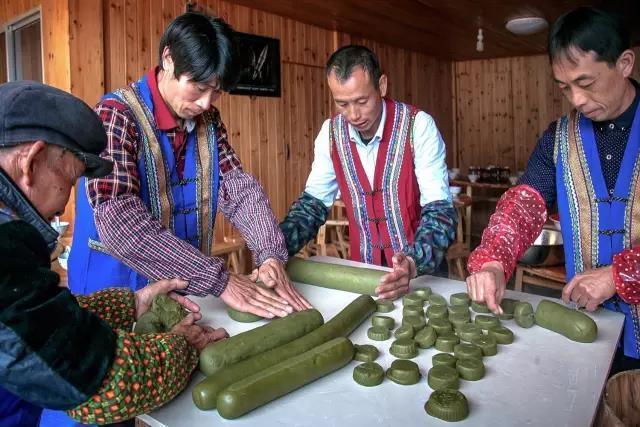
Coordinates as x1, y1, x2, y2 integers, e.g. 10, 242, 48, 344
159, 12, 238, 90
548, 7, 630, 66
326, 45, 382, 89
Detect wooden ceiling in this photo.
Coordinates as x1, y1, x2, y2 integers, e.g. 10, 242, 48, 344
226, 0, 640, 60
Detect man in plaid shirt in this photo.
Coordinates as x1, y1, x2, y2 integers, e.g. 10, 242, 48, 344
68, 13, 310, 331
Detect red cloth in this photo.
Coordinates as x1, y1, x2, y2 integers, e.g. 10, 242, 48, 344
467, 184, 547, 279
612, 248, 640, 304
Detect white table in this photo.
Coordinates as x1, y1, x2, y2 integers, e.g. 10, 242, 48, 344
139, 257, 624, 427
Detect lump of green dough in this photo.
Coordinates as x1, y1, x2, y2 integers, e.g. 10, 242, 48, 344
432, 352, 458, 368
386, 359, 421, 385
134, 294, 188, 333
413, 287, 432, 300
456, 357, 485, 381
354, 344, 380, 362
372, 315, 395, 330
429, 293, 448, 307
403, 306, 425, 317
471, 301, 490, 313
367, 326, 391, 341
394, 324, 415, 340
403, 293, 424, 307
415, 325, 437, 349
402, 315, 426, 331
449, 292, 470, 307
353, 362, 384, 387
425, 389, 469, 422
435, 335, 460, 353
228, 307, 263, 323
134, 311, 165, 334
375, 299, 395, 313
428, 365, 459, 390
389, 338, 418, 359
427, 305, 449, 320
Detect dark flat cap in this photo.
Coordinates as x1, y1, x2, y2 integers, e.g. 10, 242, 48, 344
0, 81, 113, 178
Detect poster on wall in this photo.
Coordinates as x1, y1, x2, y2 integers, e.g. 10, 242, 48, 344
230, 32, 281, 97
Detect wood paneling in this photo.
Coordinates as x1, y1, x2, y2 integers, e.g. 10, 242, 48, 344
227, 0, 640, 60
454, 47, 640, 175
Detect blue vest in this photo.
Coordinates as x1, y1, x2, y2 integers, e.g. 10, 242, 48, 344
556, 108, 640, 358
68, 75, 220, 293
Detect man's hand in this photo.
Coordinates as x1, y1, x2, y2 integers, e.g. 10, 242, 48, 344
562, 266, 616, 311
171, 312, 228, 351
134, 278, 200, 319
466, 261, 506, 315
254, 258, 312, 311
376, 253, 416, 300
220, 272, 293, 318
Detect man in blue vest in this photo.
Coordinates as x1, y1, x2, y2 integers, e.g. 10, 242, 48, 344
466, 7, 640, 374
68, 12, 310, 318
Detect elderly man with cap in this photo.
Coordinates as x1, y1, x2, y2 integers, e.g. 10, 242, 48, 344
0, 81, 227, 427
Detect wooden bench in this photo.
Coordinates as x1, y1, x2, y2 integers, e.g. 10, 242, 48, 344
212, 236, 246, 274
514, 265, 566, 293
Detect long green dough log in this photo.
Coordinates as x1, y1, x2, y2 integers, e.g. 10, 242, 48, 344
199, 309, 324, 376
534, 299, 598, 343
192, 295, 376, 410
217, 337, 354, 419
286, 257, 384, 295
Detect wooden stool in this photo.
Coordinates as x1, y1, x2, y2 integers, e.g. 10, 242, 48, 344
309, 199, 350, 259
212, 236, 246, 274
514, 265, 566, 292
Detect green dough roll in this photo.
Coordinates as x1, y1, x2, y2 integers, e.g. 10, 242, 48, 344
286, 257, 383, 295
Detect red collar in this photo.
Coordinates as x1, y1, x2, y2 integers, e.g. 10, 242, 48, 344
147, 67, 179, 131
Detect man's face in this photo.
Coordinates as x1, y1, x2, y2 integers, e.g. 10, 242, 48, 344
20, 143, 85, 221
160, 48, 222, 120
552, 49, 634, 122
328, 66, 387, 139
163, 74, 222, 120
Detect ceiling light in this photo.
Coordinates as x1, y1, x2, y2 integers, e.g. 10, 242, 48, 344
505, 17, 548, 35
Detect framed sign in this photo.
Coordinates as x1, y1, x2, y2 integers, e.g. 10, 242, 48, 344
230, 32, 281, 97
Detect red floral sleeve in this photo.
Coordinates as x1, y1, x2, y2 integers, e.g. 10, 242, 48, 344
612, 248, 640, 304
467, 185, 547, 280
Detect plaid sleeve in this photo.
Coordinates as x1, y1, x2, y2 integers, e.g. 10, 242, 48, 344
87, 100, 141, 207
75, 288, 136, 332
66, 330, 198, 425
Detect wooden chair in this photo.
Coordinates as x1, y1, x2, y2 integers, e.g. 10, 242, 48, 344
307, 199, 350, 259
514, 265, 566, 293
212, 236, 246, 274
446, 195, 472, 280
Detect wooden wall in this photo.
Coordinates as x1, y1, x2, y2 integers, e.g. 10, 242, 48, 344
453, 48, 640, 174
